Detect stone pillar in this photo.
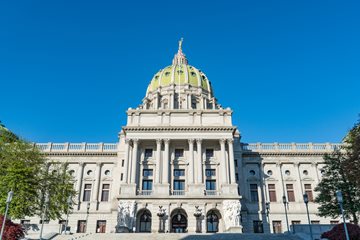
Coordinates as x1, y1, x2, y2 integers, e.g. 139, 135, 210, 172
227, 139, 236, 184
163, 139, 170, 184
76, 162, 84, 209
188, 139, 195, 184
196, 139, 203, 184
155, 139, 162, 184
123, 139, 131, 183
220, 139, 228, 184
130, 139, 139, 184
92, 162, 102, 202
295, 162, 304, 198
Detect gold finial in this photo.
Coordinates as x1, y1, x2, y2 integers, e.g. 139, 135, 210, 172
178, 37, 183, 51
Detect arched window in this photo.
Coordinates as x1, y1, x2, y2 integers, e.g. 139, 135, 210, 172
139, 211, 151, 232
207, 211, 219, 233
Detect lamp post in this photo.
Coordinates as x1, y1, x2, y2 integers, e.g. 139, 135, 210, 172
265, 202, 270, 218
85, 202, 90, 233
282, 195, 290, 233
64, 196, 72, 235
303, 193, 313, 240
0, 191, 13, 240
336, 190, 350, 240
193, 206, 202, 233
39, 194, 50, 240
157, 206, 165, 233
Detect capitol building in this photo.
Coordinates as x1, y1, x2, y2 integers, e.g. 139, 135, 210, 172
28, 41, 340, 235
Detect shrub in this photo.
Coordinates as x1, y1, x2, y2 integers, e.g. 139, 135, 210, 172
321, 223, 360, 240
0, 215, 25, 240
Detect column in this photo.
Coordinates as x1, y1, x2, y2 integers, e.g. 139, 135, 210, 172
188, 139, 195, 184
196, 139, 203, 184
220, 139, 228, 184
130, 139, 139, 184
92, 162, 102, 202
155, 139, 162, 184
76, 162, 85, 204
123, 139, 131, 183
295, 162, 304, 195
163, 139, 170, 184
227, 139, 236, 184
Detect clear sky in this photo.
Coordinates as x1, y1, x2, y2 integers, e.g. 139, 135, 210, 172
0, 0, 359, 143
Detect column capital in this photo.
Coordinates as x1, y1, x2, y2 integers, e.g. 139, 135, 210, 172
156, 139, 162, 144
132, 138, 139, 144
293, 161, 300, 167
276, 161, 282, 167
196, 139, 202, 144
188, 138, 195, 144
163, 139, 170, 144
219, 138, 226, 144
96, 162, 102, 167
227, 138, 234, 144
125, 138, 132, 144
78, 162, 85, 167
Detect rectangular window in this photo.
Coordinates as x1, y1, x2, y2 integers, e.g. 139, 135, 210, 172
175, 149, 184, 158
144, 149, 153, 158
143, 169, 153, 177
142, 180, 153, 190
304, 184, 314, 202
96, 220, 106, 233
292, 221, 301, 225
286, 184, 295, 202
250, 184, 259, 202
39, 219, 49, 224
311, 221, 320, 224
173, 180, 185, 190
205, 149, 214, 158
101, 184, 110, 202
174, 169, 185, 177
205, 169, 216, 177
83, 184, 91, 201
206, 180, 216, 190
20, 220, 30, 225
235, 159, 238, 167
120, 173, 123, 181
253, 220, 264, 233
77, 220, 87, 233
235, 173, 239, 181
268, 184, 277, 202
121, 159, 124, 167
272, 221, 282, 234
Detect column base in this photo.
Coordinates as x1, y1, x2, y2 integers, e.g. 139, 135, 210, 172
120, 183, 137, 197
154, 183, 170, 196
221, 183, 238, 196
188, 184, 205, 197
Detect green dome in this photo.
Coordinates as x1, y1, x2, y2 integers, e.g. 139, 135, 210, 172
147, 64, 212, 94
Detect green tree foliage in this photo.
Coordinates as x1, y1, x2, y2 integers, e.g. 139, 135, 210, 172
0, 123, 76, 221
343, 120, 360, 189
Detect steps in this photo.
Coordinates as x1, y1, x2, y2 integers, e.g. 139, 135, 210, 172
54, 233, 304, 240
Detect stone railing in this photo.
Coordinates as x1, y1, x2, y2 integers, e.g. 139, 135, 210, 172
241, 143, 342, 153
35, 143, 118, 153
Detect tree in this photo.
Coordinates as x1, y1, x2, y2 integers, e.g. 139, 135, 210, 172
0, 215, 24, 240
0, 122, 76, 221
321, 223, 360, 240
343, 120, 360, 189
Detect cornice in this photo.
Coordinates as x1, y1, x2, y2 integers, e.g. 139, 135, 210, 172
122, 126, 237, 133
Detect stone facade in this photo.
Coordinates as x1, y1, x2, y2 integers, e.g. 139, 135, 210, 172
22, 42, 341, 236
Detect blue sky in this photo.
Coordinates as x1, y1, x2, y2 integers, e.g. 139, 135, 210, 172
0, 0, 359, 143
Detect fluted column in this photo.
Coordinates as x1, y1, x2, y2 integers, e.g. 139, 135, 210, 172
163, 139, 170, 184
92, 162, 102, 202
155, 139, 162, 184
130, 139, 139, 184
123, 139, 131, 183
76, 162, 84, 201
227, 139, 236, 184
220, 139, 228, 184
188, 139, 195, 184
196, 139, 203, 184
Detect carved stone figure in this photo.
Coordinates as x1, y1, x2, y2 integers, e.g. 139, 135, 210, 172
116, 200, 137, 232
222, 200, 241, 229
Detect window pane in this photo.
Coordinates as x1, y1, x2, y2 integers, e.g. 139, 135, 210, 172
268, 184, 277, 202
273, 221, 282, 233
286, 184, 295, 202
250, 184, 258, 202
175, 149, 184, 158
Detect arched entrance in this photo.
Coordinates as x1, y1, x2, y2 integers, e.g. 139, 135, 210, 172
137, 209, 152, 232
171, 208, 187, 233
206, 209, 221, 233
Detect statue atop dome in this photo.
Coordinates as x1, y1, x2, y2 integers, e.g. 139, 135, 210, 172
178, 37, 183, 51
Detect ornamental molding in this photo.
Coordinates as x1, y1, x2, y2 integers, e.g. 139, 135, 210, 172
122, 126, 237, 133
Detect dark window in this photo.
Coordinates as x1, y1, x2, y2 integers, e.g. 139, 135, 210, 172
83, 184, 91, 201
143, 169, 153, 177
101, 184, 110, 202
206, 180, 216, 190
145, 149, 153, 158
273, 221, 282, 233
175, 149, 184, 158
311, 221, 320, 224
205, 169, 216, 177
20, 220, 30, 225
253, 220, 264, 233
304, 184, 313, 202
235, 173, 239, 181
77, 220, 87, 233
139, 211, 152, 232
174, 169, 185, 177
250, 184, 259, 202
268, 184, 277, 202
207, 211, 219, 233
286, 184, 295, 202
292, 221, 301, 225
206, 149, 214, 158
120, 173, 123, 181
96, 220, 106, 233
142, 180, 153, 190
173, 180, 185, 190
39, 219, 49, 224
235, 159, 238, 167
121, 159, 124, 167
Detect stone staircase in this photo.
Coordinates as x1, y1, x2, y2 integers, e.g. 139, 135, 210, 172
54, 233, 305, 240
